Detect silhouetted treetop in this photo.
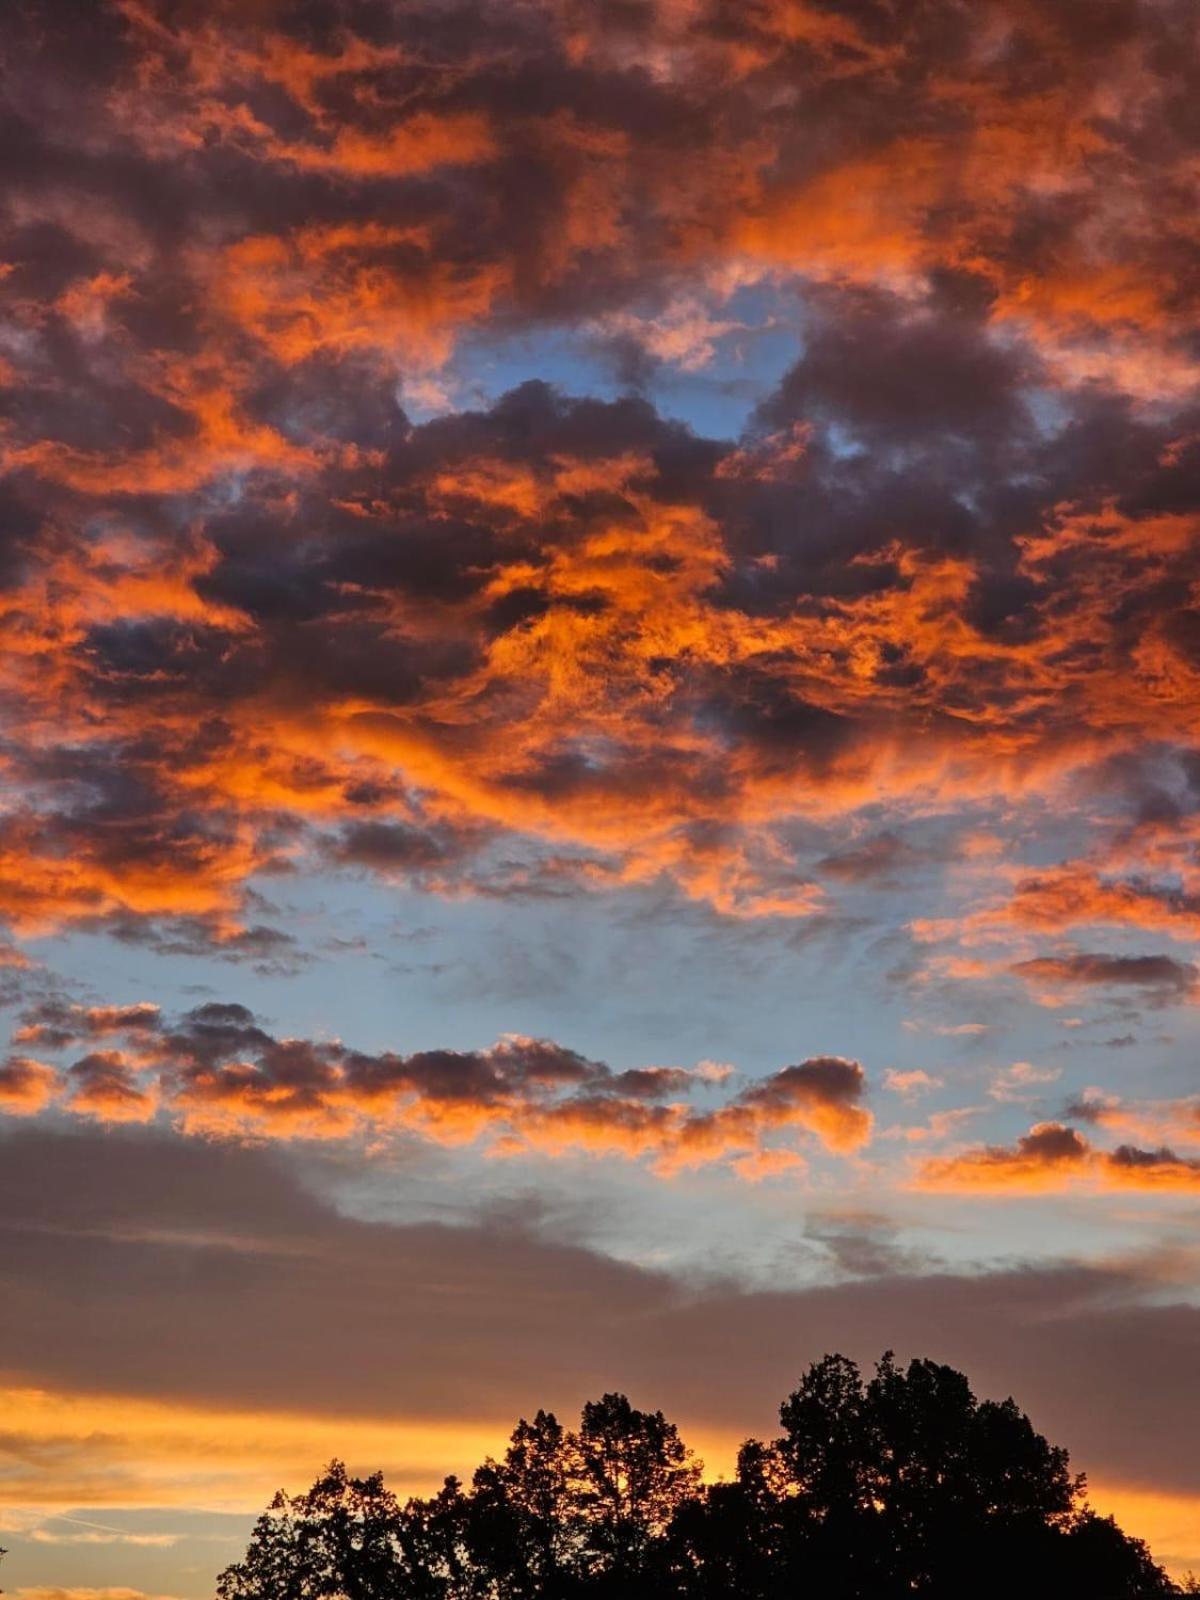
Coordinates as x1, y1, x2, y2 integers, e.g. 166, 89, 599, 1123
217, 1353, 1180, 1599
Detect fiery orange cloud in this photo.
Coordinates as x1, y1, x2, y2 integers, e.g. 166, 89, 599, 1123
914, 1121, 1200, 1195
1006, 867, 1200, 941
3, 422, 1200, 939
170, 1041, 874, 1171
0, 1001, 871, 1175
1067, 1090, 1200, 1150
112, 4, 496, 179
0, 0, 1197, 965
0, 1057, 61, 1117
212, 223, 506, 370
15, 1003, 161, 1048
66, 1053, 158, 1126
914, 862, 1200, 950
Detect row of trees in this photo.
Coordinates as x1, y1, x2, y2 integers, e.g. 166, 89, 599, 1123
216, 1353, 1185, 1599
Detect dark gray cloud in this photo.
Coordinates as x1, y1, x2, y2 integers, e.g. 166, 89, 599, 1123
0, 1125, 1196, 1496
1011, 953, 1199, 1002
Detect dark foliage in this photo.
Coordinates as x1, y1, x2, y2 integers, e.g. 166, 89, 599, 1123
217, 1354, 1180, 1599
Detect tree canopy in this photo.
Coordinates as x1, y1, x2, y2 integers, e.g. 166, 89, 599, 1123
217, 1353, 1182, 1599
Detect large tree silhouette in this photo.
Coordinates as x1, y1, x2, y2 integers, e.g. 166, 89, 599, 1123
217, 1354, 1179, 1599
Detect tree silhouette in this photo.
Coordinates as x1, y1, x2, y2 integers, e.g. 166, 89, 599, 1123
572, 1392, 701, 1594
216, 1462, 410, 1599
217, 1354, 1182, 1599
749, 1352, 1093, 1598
466, 1410, 577, 1597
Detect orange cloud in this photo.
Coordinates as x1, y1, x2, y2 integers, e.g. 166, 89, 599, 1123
916, 1121, 1090, 1192
915, 1122, 1200, 1195
0, 1000, 871, 1175
66, 1053, 158, 1125
0, 1058, 61, 1117
917, 864, 1200, 948
212, 223, 505, 369
1067, 1090, 1200, 1150
172, 1039, 873, 1170
1009, 953, 1199, 1006
15, 1003, 162, 1049
0, 408, 1197, 947
1, 0, 1198, 961
883, 1069, 944, 1098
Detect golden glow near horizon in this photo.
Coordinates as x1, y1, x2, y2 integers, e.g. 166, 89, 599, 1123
3, 1386, 1199, 1583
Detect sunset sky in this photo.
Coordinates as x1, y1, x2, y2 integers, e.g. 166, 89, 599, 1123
2, 0, 1200, 1593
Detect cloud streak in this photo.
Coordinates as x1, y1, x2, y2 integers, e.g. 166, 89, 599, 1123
916, 1121, 1200, 1194
0, 999, 871, 1174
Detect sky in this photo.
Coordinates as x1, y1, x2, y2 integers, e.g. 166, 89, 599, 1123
1, 0, 1200, 1593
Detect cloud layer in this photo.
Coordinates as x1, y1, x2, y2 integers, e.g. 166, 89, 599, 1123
0, 1125, 1195, 1528
0, 0, 1197, 966
1, 997, 870, 1173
